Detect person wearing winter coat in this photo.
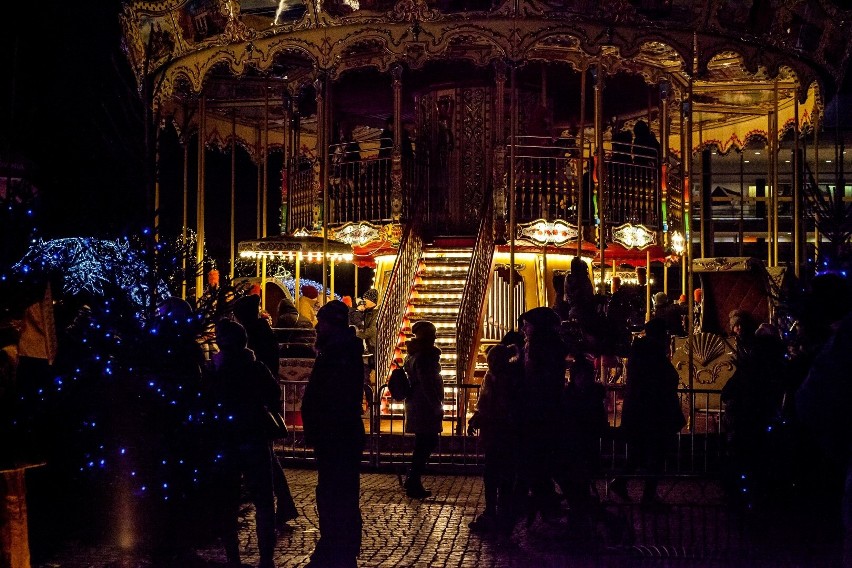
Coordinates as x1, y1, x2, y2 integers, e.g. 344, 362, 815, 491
558, 356, 608, 515
610, 317, 684, 509
300, 300, 366, 568
797, 310, 852, 567
231, 294, 299, 531
467, 343, 521, 532
210, 320, 281, 568
298, 285, 320, 327
403, 320, 444, 499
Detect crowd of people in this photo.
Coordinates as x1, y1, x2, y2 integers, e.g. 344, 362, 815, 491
465, 283, 684, 537
197, 275, 385, 567
9, 252, 846, 568
184, 265, 852, 565
459, 263, 852, 565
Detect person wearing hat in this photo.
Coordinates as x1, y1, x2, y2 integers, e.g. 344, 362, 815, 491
276, 293, 301, 328
356, 288, 379, 356
564, 257, 595, 324
403, 320, 444, 498
300, 300, 366, 568
298, 285, 320, 327
610, 317, 684, 509
209, 320, 281, 568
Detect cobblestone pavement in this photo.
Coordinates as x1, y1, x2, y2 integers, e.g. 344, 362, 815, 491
36, 468, 843, 568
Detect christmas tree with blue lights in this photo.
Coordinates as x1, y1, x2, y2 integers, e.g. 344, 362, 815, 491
4, 233, 232, 558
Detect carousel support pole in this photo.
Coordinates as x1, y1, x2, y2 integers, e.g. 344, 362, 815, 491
182, 135, 189, 300
330, 260, 336, 298
264, 82, 270, 241
509, 63, 518, 329
261, 256, 268, 313
611, 260, 616, 293
771, 79, 780, 267
577, 64, 587, 257
660, 82, 669, 236
766, 106, 774, 266
663, 262, 668, 296
685, 36, 695, 428
317, 74, 331, 304
154, 115, 161, 243
493, 60, 508, 245
814, 110, 820, 262
594, 63, 605, 292
739, 147, 745, 256
282, 90, 291, 235
793, 93, 801, 278
230, 111, 237, 281
295, 250, 302, 303
645, 249, 651, 322
195, 94, 207, 305
262, 84, 270, 311
679, 97, 687, 296
256, 128, 263, 278
391, 64, 403, 223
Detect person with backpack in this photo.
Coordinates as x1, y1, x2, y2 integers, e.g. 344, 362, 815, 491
403, 320, 444, 499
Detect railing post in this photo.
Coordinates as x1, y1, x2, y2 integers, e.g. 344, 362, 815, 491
493, 59, 508, 245
594, 64, 606, 291
391, 64, 404, 223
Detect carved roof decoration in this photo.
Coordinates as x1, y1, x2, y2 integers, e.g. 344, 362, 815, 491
122, 0, 848, 154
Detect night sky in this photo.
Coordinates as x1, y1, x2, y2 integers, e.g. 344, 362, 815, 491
2, 1, 147, 239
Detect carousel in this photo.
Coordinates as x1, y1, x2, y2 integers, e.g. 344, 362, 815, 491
120, 0, 849, 425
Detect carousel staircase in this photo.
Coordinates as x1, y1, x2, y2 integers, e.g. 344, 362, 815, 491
392, 246, 473, 421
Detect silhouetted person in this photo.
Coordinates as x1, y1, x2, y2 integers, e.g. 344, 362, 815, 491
210, 320, 280, 568
333, 124, 361, 188
610, 318, 684, 509
276, 294, 300, 328
468, 344, 521, 532
721, 324, 786, 505
654, 292, 686, 337
298, 285, 319, 327
233, 295, 279, 375
552, 272, 570, 321
611, 123, 633, 164
232, 294, 299, 531
564, 257, 595, 325
377, 116, 412, 160
355, 288, 378, 356
301, 300, 365, 568
403, 320, 444, 499
797, 309, 852, 567
631, 120, 660, 166
518, 307, 567, 523
558, 356, 608, 519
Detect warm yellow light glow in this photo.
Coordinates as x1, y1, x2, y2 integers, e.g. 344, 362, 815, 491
670, 230, 685, 255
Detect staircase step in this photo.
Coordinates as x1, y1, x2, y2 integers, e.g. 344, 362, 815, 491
393, 246, 479, 399
413, 285, 466, 294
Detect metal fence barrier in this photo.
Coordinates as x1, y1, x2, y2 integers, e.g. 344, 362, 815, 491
277, 379, 729, 479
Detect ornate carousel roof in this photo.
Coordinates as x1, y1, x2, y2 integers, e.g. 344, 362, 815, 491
121, 0, 850, 157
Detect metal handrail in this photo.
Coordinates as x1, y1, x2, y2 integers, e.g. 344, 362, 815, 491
454, 192, 494, 432
374, 192, 424, 389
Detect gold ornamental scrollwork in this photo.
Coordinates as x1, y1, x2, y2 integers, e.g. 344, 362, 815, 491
390, 0, 439, 23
